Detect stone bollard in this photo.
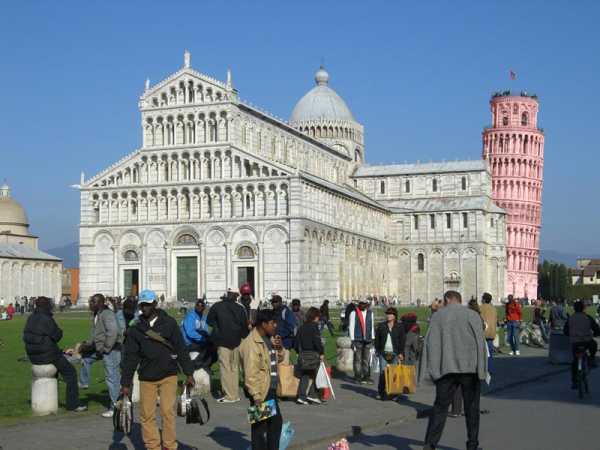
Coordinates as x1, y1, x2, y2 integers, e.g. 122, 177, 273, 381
191, 368, 211, 396
131, 371, 140, 403
549, 330, 571, 364
336, 336, 354, 375
31, 364, 58, 416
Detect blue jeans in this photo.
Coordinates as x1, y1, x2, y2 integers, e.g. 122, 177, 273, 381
507, 321, 520, 353
486, 339, 494, 374
79, 350, 121, 406
377, 354, 399, 396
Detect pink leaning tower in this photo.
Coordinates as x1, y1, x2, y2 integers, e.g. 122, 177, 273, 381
482, 91, 544, 299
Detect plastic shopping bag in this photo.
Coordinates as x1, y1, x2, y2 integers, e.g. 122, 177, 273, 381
279, 421, 295, 450
371, 354, 380, 374
316, 362, 329, 389
316, 362, 336, 399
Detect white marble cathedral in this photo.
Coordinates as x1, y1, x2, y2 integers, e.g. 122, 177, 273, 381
78, 52, 506, 304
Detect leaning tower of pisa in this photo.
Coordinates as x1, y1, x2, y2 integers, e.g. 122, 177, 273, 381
482, 91, 544, 299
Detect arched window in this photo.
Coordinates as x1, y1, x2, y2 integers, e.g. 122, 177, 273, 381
355, 149, 361, 163
405, 180, 411, 193
521, 112, 528, 126
237, 245, 255, 259
461, 176, 467, 191
417, 253, 425, 271
124, 250, 139, 262
432, 178, 438, 192
502, 115, 509, 126
176, 233, 197, 246
380, 180, 386, 194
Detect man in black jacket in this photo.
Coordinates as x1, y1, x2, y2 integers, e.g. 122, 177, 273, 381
22, 297, 87, 412
207, 290, 249, 403
120, 290, 194, 450
374, 307, 406, 400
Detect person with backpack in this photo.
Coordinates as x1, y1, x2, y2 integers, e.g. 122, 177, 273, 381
270, 295, 297, 364
207, 290, 249, 403
120, 289, 194, 450
78, 293, 122, 418
23, 297, 87, 412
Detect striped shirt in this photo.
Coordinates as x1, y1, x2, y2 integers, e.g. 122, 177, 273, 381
263, 336, 279, 390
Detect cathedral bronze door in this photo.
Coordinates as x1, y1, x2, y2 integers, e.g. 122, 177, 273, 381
177, 257, 198, 301
237, 266, 255, 296
123, 269, 139, 297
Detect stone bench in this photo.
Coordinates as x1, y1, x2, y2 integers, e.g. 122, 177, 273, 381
31, 364, 58, 416
548, 330, 571, 364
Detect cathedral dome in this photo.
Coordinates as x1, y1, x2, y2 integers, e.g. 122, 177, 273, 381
0, 183, 29, 233
290, 66, 355, 123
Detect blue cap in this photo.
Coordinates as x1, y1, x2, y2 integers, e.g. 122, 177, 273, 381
138, 289, 157, 304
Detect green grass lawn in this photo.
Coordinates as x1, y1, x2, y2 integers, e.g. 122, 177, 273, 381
0, 305, 535, 422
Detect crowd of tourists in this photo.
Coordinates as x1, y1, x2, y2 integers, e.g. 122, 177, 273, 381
19, 287, 600, 450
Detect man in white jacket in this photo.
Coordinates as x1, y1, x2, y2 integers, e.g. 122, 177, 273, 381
348, 300, 375, 384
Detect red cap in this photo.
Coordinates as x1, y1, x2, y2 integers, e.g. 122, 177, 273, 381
240, 283, 252, 295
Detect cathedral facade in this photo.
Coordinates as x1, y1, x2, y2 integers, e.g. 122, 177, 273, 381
79, 52, 506, 304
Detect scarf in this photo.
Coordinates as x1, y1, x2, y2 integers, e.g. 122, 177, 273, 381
356, 308, 367, 339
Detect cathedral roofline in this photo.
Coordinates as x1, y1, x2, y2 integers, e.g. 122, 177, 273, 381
353, 160, 489, 178
239, 103, 352, 162
299, 171, 388, 213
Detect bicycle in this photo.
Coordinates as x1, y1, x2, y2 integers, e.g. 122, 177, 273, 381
574, 344, 590, 399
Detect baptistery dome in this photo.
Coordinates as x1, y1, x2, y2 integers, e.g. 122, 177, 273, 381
290, 66, 355, 123
0, 183, 29, 234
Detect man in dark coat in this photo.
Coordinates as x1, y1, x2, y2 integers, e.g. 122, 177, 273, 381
207, 290, 249, 402
22, 297, 87, 412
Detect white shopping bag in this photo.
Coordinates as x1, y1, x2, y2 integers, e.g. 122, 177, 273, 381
371, 353, 380, 374
316, 362, 336, 399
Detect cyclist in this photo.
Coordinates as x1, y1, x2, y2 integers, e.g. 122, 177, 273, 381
564, 301, 600, 389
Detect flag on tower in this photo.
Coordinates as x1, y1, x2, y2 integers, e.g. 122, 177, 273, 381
509, 70, 517, 80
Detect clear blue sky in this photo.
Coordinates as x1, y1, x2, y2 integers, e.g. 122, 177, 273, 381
1, 1, 598, 256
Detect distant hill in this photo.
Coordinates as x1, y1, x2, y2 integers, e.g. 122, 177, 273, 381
539, 249, 581, 268
45, 242, 78, 268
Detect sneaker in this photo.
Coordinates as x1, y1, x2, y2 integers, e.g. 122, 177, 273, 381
515, 350, 521, 356
217, 397, 240, 403
101, 409, 114, 418
71, 405, 88, 413
365, 378, 374, 385
360, 380, 368, 385
78, 383, 89, 389
296, 398, 308, 405
508, 351, 514, 356
307, 397, 322, 405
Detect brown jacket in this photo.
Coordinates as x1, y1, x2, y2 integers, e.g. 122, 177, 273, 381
479, 303, 497, 340
239, 328, 282, 403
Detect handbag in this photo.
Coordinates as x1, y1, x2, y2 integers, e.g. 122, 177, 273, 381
296, 326, 321, 370
298, 351, 320, 370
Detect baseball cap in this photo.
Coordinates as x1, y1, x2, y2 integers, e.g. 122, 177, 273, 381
138, 289, 157, 304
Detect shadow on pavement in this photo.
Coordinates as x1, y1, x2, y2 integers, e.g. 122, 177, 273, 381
206, 425, 250, 449
483, 355, 600, 407
348, 431, 460, 450
340, 382, 432, 417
